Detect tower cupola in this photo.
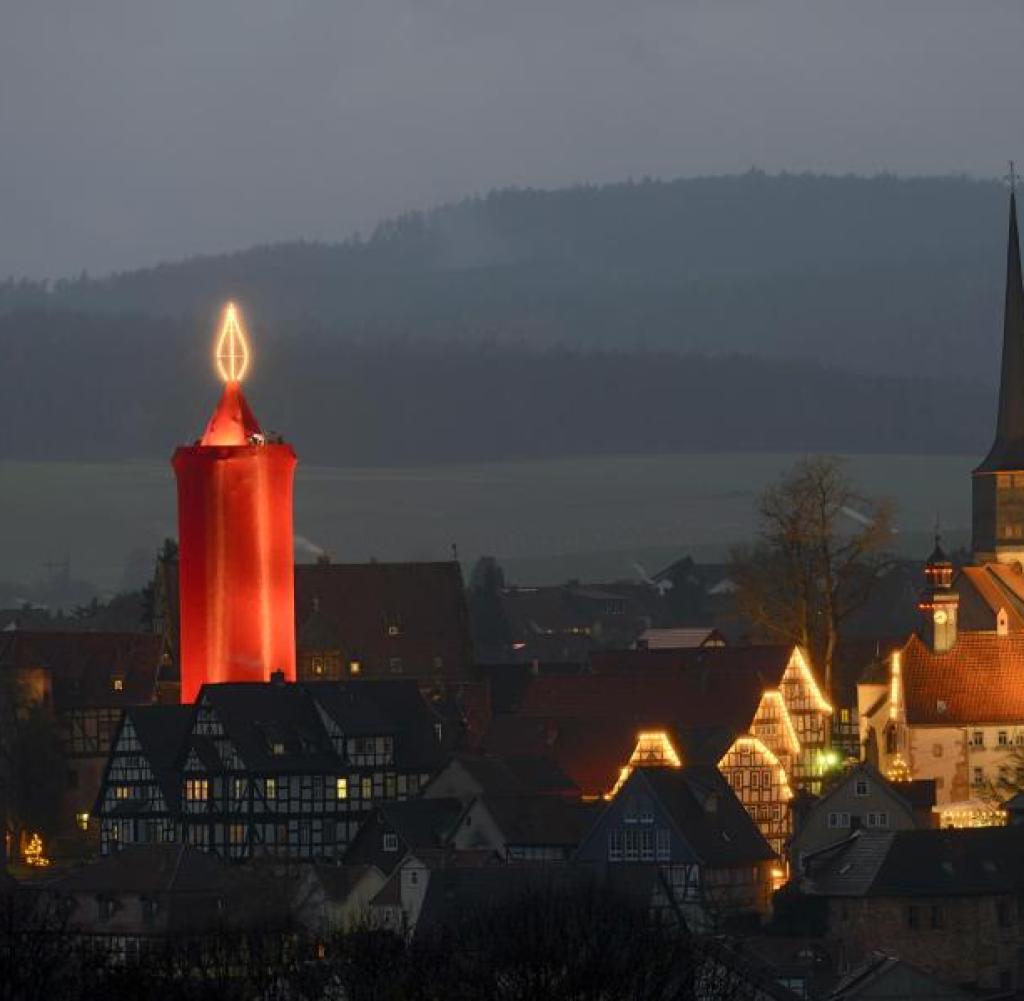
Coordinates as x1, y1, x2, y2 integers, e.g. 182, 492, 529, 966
918, 534, 958, 653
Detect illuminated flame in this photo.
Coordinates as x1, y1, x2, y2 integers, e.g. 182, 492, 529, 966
215, 302, 251, 383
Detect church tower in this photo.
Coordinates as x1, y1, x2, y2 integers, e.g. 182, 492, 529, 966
973, 188, 1024, 565
918, 535, 958, 652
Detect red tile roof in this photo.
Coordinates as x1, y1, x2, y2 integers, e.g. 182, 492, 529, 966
0, 630, 163, 710
901, 632, 1024, 724
294, 561, 473, 679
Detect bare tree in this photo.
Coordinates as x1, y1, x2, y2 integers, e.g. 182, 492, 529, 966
731, 455, 895, 704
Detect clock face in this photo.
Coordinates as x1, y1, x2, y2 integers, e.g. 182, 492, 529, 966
933, 609, 948, 625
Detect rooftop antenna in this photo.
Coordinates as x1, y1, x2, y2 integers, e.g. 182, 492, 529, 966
1006, 160, 1017, 193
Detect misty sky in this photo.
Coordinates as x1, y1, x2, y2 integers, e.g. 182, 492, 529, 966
3, 0, 1021, 279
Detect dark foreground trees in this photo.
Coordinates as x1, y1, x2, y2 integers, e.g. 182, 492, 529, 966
1, 880, 772, 1001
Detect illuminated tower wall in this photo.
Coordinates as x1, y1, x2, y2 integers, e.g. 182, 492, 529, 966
173, 308, 297, 703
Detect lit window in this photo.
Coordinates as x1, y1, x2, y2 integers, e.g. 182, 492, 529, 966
185, 778, 209, 802
229, 824, 246, 847
266, 778, 277, 800
76, 812, 90, 831
360, 777, 372, 800
383, 832, 399, 852
233, 778, 246, 800
115, 785, 131, 800
349, 660, 361, 676
336, 778, 348, 800
387, 624, 400, 637
111, 676, 125, 692
839, 708, 850, 724
311, 657, 325, 677
271, 741, 285, 756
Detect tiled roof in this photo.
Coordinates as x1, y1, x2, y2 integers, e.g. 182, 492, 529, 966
378, 798, 463, 850
901, 632, 1024, 724
0, 630, 163, 710
957, 565, 1024, 632
633, 765, 776, 866
294, 561, 473, 678
53, 844, 235, 895
483, 714, 735, 797
477, 796, 601, 847
532, 646, 792, 729
805, 826, 1024, 898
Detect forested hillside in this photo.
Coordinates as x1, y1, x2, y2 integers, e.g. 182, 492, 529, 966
0, 173, 1007, 463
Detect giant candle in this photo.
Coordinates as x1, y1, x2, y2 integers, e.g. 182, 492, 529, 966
173, 303, 297, 703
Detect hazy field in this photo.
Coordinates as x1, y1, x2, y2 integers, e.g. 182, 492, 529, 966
0, 451, 974, 599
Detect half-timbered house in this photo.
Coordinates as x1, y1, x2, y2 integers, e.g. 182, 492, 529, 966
96, 676, 448, 860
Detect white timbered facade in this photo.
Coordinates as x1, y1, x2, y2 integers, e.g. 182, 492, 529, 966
97, 679, 446, 860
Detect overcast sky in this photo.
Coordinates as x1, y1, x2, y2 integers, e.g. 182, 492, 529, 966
2, 0, 1021, 279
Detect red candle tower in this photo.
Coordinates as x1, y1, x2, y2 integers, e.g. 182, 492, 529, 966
173, 303, 297, 703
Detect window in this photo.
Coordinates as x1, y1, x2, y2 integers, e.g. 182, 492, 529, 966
271, 741, 285, 756
111, 675, 125, 692
266, 778, 277, 800
389, 657, 403, 673
933, 743, 943, 758
141, 898, 159, 922
349, 660, 361, 675
973, 767, 985, 786
387, 624, 400, 637
434, 722, 443, 743
828, 812, 850, 829
854, 779, 869, 797
866, 812, 889, 829
999, 731, 1010, 747
98, 897, 115, 920
229, 824, 246, 848
360, 777, 372, 800
839, 708, 850, 724
336, 777, 348, 800
383, 832, 399, 852
76, 812, 89, 831
655, 829, 670, 861
907, 904, 919, 929
639, 829, 654, 862
608, 830, 623, 861
233, 778, 246, 800
115, 785, 131, 800
185, 778, 209, 802
311, 657, 325, 677
972, 731, 985, 748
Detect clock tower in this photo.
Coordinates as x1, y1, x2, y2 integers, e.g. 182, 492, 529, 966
918, 536, 958, 653
973, 188, 1024, 566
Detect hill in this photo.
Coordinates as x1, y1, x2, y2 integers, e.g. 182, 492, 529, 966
0, 172, 1009, 383
0, 310, 994, 464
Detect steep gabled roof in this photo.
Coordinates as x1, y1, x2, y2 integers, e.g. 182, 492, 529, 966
198, 682, 337, 772
53, 844, 235, 895
900, 632, 1024, 724
632, 766, 776, 866
127, 704, 195, 809
378, 797, 464, 851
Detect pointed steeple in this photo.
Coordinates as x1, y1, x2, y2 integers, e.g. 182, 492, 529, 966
977, 187, 1024, 471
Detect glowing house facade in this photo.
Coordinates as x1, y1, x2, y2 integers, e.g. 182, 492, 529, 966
173, 305, 297, 703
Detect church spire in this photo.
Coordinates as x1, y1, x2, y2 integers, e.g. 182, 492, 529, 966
977, 180, 1024, 472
